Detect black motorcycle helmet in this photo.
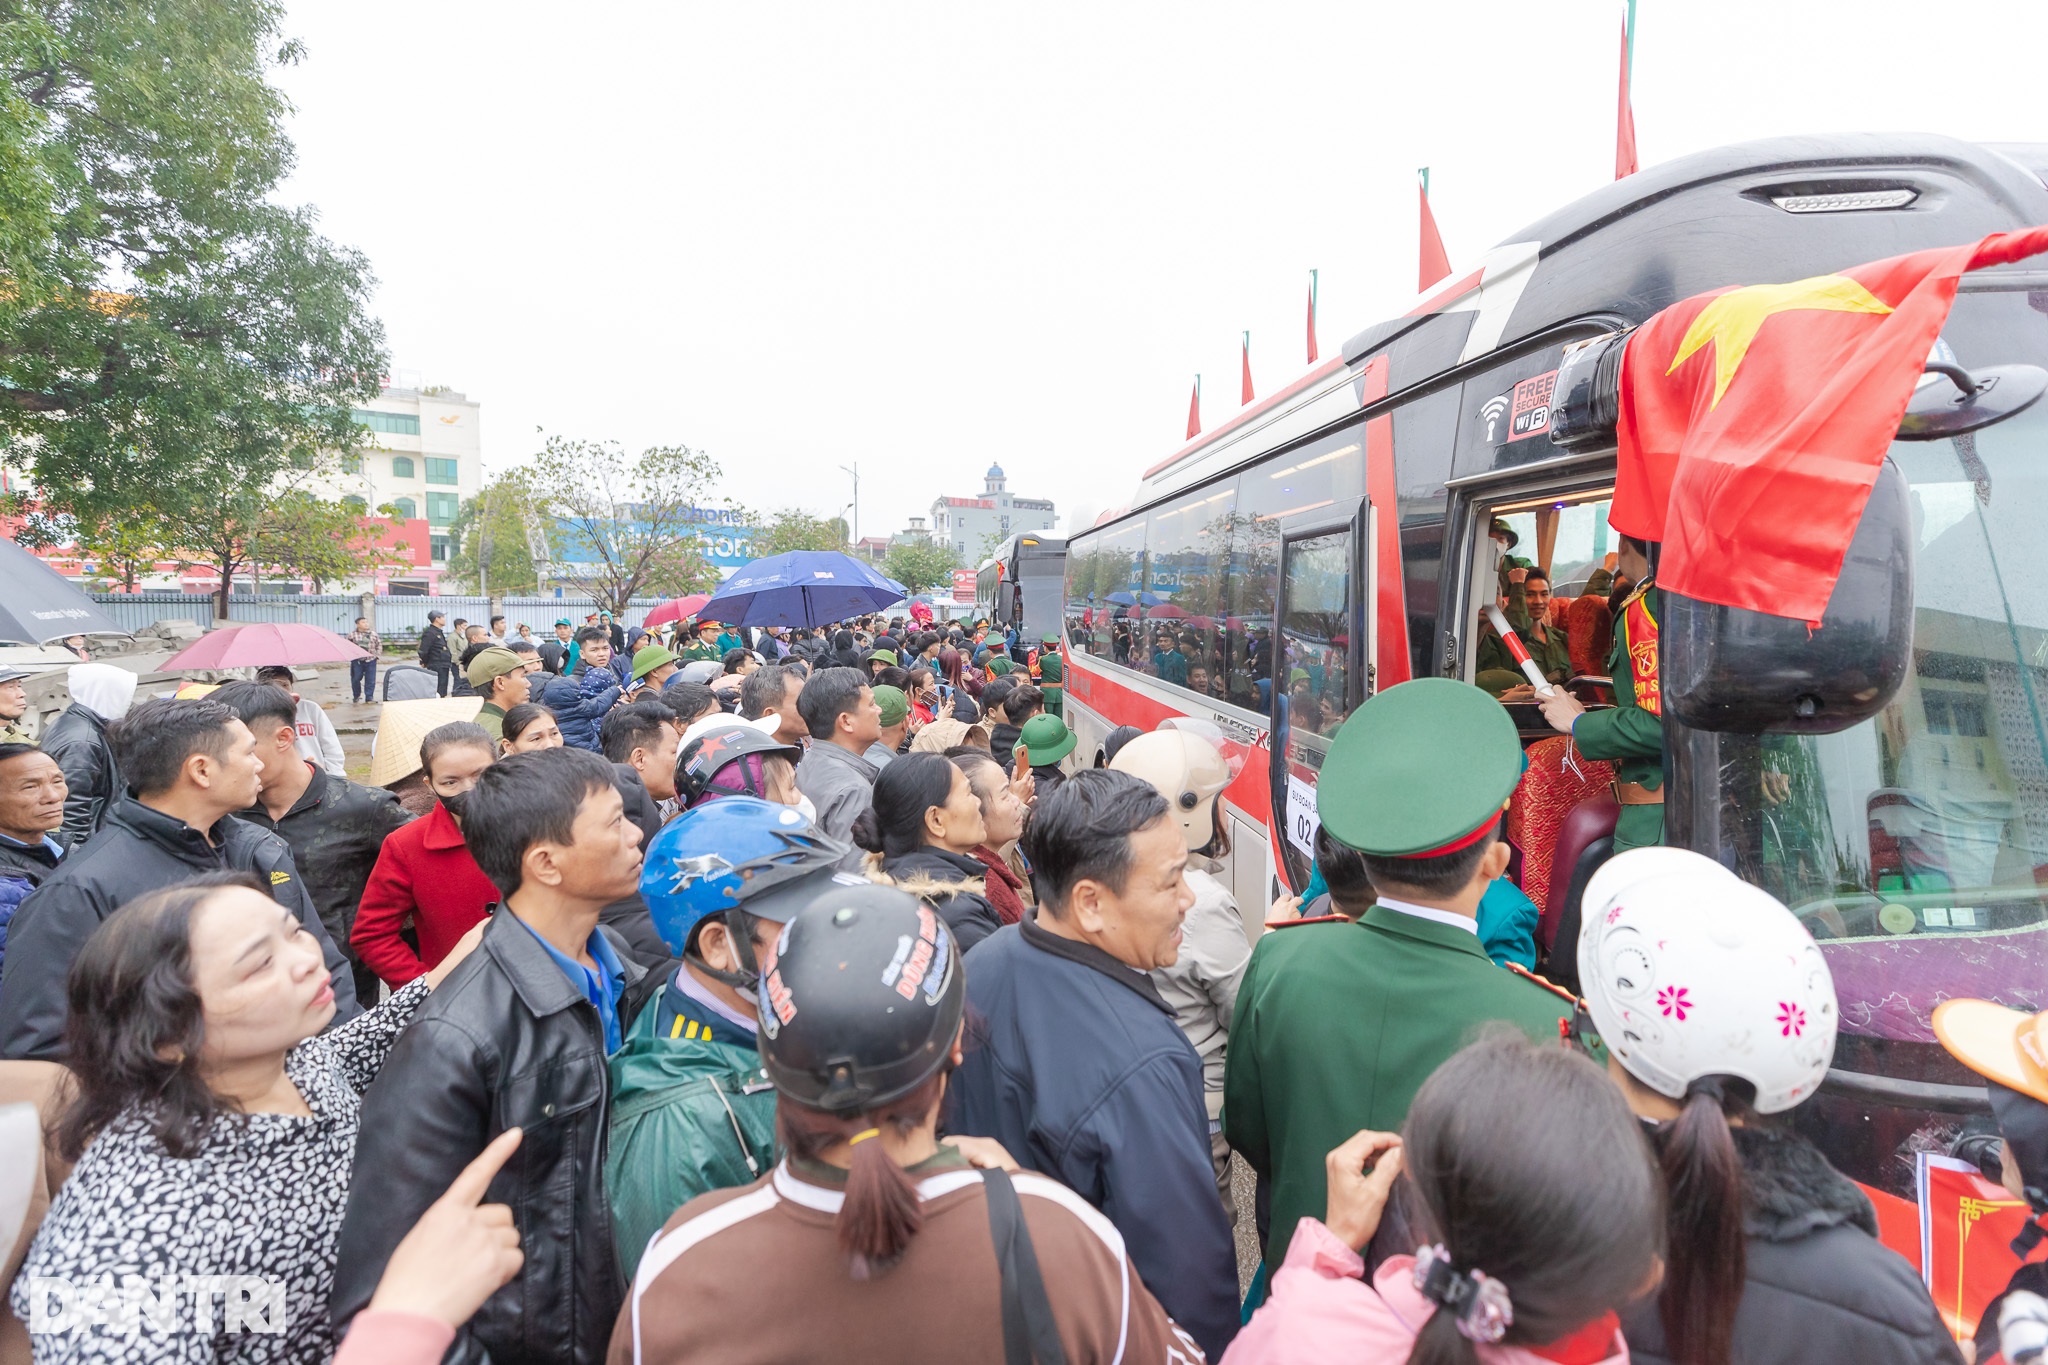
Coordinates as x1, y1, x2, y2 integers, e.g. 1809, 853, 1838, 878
758, 883, 965, 1115
675, 720, 802, 807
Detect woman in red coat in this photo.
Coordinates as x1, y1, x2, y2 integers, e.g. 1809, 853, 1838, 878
352, 722, 500, 988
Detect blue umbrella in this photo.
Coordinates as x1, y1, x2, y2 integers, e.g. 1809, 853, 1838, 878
701, 550, 911, 628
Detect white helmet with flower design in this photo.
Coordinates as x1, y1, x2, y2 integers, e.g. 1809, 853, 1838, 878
1578, 847, 1837, 1114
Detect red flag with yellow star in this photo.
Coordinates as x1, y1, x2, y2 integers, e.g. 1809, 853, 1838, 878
1612, 224, 2048, 622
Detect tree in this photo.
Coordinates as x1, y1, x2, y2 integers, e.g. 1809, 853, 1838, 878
447, 471, 554, 594
0, 0, 387, 554
883, 540, 959, 598
752, 508, 848, 558
528, 433, 726, 614
260, 489, 408, 594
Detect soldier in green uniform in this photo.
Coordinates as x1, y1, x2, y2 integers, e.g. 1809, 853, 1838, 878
1539, 534, 1663, 852
680, 619, 723, 663
1035, 630, 1064, 718
1223, 677, 1573, 1258
1475, 567, 1572, 696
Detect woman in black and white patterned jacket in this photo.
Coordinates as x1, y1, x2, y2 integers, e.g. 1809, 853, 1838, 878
11, 870, 485, 1364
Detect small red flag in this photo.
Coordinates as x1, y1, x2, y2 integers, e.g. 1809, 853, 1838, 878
1306, 269, 1320, 365
1615, 15, 1639, 179
1241, 332, 1254, 406
1612, 224, 2048, 622
1418, 171, 1451, 292
1186, 375, 1201, 440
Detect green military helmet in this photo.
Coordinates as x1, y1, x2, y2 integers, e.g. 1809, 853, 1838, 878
1317, 677, 1522, 858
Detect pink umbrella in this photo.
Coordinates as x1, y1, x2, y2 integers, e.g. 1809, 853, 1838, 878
163, 622, 370, 670
642, 594, 712, 629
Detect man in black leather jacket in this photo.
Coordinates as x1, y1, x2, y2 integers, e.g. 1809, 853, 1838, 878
332, 745, 649, 1365
0, 696, 359, 1060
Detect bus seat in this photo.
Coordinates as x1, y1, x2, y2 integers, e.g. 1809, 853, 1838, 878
1542, 816, 1618, 994
1565, 594, 1614, 679
1543, 795, 1620, 953
1506, 737, 1616, 921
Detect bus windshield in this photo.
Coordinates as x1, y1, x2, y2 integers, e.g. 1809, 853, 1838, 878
1710, 285, 2048, 1081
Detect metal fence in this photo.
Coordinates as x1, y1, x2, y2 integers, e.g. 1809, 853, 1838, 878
89, 592, 671, 644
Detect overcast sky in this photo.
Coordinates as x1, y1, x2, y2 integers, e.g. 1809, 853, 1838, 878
272, 2, 2048, 541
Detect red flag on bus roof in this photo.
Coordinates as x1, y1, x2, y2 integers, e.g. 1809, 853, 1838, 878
1186, 375, 1202, 440
1307, 269, 1320, 364
1241, 332, 1254, 406
1418, 169, 1451, 292
1610, 224, 2048, 623
1615, 13, 1638, 179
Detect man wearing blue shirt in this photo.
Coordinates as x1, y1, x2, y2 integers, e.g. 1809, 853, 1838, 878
334, 746, 648, 1365
0, 744, 66, 978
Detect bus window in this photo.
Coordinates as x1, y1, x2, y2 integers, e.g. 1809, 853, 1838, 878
1144, 491, 1232, 702
1224, 503, 1279, 710
1471, 489, 1619, 694
1280, 530, 1353, 736
1067, 517, 1146, 667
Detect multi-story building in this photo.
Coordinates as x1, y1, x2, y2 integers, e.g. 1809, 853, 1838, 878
928, 464, 1056, 563
319, 381, 485, 587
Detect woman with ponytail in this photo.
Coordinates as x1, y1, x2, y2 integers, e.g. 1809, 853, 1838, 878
615, 884, 1199, 1363
850, 752, 1002, 953
1227, 1030, 1660, 1364
1578, 849, 1958, 1365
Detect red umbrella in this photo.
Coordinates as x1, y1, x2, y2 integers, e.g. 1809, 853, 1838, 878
642, 594, 712, 629
163, 622, 370, 670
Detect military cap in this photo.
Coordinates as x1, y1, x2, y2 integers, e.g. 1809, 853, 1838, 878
871, 684, 910, 727
1317, 677, 1522, 858
465, 646, 525, 688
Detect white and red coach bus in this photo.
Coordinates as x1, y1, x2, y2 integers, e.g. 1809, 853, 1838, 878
1056, 132, 2048, 1196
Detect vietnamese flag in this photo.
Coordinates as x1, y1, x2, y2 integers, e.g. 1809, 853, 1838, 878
1611, 224, 2048, 623
1186, 374, 1201, 440
1241, 331, 1254, 406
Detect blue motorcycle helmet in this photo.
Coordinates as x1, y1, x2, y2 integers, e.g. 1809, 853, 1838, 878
639, 795, 854, 990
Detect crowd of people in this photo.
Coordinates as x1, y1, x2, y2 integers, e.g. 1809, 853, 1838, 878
0, 611, 2041, 1365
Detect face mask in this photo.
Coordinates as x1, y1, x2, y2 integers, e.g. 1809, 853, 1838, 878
1491, 538, 1507, 565
440, 789, 471, 821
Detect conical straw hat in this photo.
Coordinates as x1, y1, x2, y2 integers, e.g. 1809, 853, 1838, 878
368, 696, 484, 788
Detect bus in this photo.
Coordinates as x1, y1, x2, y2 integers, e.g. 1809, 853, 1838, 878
1059, 132, 2048, 1197
976, 533, 1068, 654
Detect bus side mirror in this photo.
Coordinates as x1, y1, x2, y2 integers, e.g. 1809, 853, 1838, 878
1662, 459, 1913, 734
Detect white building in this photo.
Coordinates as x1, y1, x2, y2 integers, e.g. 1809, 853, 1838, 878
318, 382, 485, 587
928, 464, 1056, 562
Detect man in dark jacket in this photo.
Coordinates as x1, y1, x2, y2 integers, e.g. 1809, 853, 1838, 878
0, 696, 360, 1060
333, 746, 647, 1365
39, 663, 137, 850
945, 768, 1238, 1360
597, 701, 681, 965
418, 611, 454, 696
0, 743, 65, 977
213, 682, 413, 1005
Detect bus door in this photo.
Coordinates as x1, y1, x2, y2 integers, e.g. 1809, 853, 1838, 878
1265, 495, 1369, 892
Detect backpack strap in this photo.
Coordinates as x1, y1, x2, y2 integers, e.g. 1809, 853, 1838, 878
981, 1167, 1069, 1365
